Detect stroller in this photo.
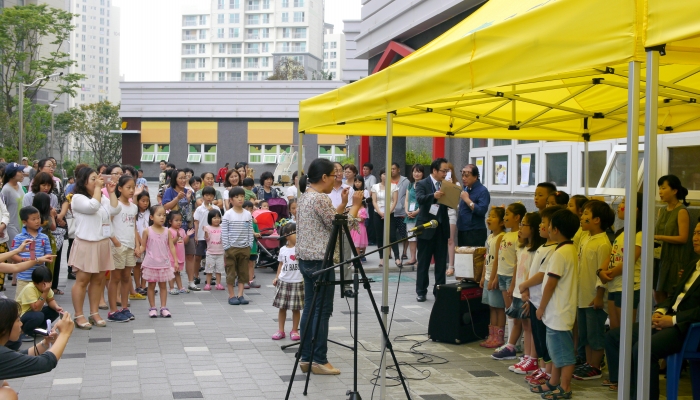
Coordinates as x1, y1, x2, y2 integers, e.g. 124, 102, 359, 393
252, 209, 281, 270
266, 198, 289, 221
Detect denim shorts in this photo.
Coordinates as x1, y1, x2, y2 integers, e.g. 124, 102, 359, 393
498, 274, 512, 291
608, 290, 640, 309
506, 296, 529, 319
482, 279, 505, 308
546, 326, 576, 368
577, 307, 608, 351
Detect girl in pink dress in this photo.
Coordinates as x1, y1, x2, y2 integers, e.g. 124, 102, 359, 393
140, 205, 177, 318
351, 200, 369, 261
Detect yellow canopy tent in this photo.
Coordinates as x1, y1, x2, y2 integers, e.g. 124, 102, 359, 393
296, 1, 700, 398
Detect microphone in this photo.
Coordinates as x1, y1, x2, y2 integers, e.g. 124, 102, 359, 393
409, 220, 438, 233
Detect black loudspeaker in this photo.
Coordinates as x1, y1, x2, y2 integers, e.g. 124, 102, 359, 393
428, 280, 490, 344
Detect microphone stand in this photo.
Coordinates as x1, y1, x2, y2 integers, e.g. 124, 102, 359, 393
285, 214, 418, 400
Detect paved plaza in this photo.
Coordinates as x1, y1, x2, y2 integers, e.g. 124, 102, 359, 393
5, 250, 694, 400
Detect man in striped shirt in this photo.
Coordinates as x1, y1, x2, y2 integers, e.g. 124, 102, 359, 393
222, 187, 254, 306
10, 206, 53, 300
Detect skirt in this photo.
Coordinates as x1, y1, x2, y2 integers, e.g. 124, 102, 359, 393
351, 224, 368, 248
68, 238, 114, 274
448, 208, 457, 225
142, 266, 175, 283
272, 280, 304, 311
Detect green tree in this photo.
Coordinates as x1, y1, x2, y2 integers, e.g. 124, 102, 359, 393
53, 110, 74, 176
0, 4, 83, 158
267, 57, 307, 80
68, 101, 122, 166
0, 98, 50, 161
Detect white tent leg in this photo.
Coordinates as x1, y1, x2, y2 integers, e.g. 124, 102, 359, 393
380, 112, 394, 400
638, 49, 659, 400
584, 140, 589, 196
298, 132, 304, 189
619, 60, 641, 400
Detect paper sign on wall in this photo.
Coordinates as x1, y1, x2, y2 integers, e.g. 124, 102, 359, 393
520, 155, 531, 187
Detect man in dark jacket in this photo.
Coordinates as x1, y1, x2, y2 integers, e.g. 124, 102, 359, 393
605, 218, 700, 399
414, 158, 451, 302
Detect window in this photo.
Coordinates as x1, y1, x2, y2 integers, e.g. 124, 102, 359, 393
217, 14, 224, 24
247, 57, 259, 68
581, 150, 607, 187
229, 13, 239, 23
199, 15, 207, 25
197, 72, 205, 81
546, 153, 568, 187
142, 144, 170, 162
331, 41, 337, 49
230, 43, 242, 54
229, 57, 241, 68
217, 28, 224, 38
517, 153, 537, 187
596, 146, 645, 195
217, 0, 224, 9
263, 0, 270, 9
188, 144, 217, 163
248, 0, 260, 10
199, 29, 207, 39
330, 61, 336, 69
668, 146, 700, 190
318, 145, 347, 162
218, 58, 226, 68
281, 12, 288, 22
229, 0, 240, 8
293, 0, 304, 6
249, 145, 291, 163
198, 44, 206, 53
245, 71, 259, 81
261, 42, 269, 53
262, 57, 268, 67
198, 58, 206, 68
183, 59, 195, 69
283, 28, 291, 38
293, 27, 306, 38
229, 72, 241, 80
183, 15, 197, 26
262, 28, 270, 38
519, 140, 538, 145
229, 28, 239, 38
293, 11, 304, 22
493, 155, 509, 185
323, 62, 328, 69
282, 0, 289, 7
472, 139, 488, 148
262, 14, 270, 24
494, 139, 512, 146
247, 15, 259, 25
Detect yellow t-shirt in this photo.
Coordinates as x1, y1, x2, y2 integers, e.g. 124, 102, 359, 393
18, 282, 54, 316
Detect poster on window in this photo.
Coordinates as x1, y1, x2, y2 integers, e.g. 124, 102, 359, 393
474, 157, 484, 177
495, 161, 508, 185
520, 155, 531, 187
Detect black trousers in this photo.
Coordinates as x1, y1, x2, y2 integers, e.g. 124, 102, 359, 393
52, 245, 63, 290
366, 201, 377, 244
66, 238, 74, 275
457, 229, 488, 247
21, 306, 60, 336
605, 323, 685, 400
373, 212, 399, 260
415, 231, 448, 296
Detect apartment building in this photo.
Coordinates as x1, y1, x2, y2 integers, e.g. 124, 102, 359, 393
180, 0, 324, 82
322, 23, 344, 80
68, 0, 121, 108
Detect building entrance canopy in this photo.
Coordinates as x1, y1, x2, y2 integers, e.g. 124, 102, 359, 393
299, 0, 700, 141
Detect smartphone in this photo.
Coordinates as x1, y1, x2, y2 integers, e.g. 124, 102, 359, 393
29, 240, 36, 261
101, 174, 112, 183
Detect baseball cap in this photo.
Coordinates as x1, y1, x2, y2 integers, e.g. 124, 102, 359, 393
21, 157, 28, 161
4, 162, 24, 176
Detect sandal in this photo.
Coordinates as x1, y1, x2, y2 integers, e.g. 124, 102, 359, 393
272, 331, 286, 340
53, 289, 64, 295
540, 386, 572, 399
609, 385, 618, 392
601, 379, 616, 386
530, 382, 557, 394
446, 267, 455, 276
394, 258, 403, 267
88, 312, 106, 327
290, 331, 301, 341
148, 307, 158, 318
160, 307, 172, 318
73, 315, 92, 330
405, 260, 417, 266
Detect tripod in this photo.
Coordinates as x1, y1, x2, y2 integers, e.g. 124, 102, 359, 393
285, 214, 411, 400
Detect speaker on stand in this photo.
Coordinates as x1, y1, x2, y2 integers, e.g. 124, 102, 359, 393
428, 280, 490, 344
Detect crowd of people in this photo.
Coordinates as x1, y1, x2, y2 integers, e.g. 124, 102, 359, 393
0, 154, 698, 399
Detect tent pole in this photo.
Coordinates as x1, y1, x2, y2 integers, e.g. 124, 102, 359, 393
638, 49, 659, 400
584, 140, 589, 196
619, 60, 640, 400
379, 111, 394, 400
298, 131, 304, 185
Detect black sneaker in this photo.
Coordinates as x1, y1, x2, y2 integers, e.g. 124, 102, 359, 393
107, 310, 130, 323
194, 277, 201, 285
574, 364, 602, 380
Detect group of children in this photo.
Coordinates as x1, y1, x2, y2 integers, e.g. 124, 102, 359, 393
480, 182, 641, 399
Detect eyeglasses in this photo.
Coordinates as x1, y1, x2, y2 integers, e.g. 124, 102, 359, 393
438, 169, 450, 173
519, 222, 532, 228
461, 171, 471, 177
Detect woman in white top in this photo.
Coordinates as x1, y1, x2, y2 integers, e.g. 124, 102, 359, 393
68, 167, 120, 330
286, 171, 299, 201
371, 168, 401, 267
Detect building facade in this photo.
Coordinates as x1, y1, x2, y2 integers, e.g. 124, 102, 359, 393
118, 81, 346, 179
68, 0, 121, 108
341, 19, 367, 83
322, 23, 344, 80
179, 0, 324, 82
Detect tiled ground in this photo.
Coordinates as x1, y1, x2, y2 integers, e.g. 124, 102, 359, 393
3, 184, 693, 399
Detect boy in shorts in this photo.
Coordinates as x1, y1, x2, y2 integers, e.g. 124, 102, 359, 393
536, 209, 580, 398
222, 187, 253, 305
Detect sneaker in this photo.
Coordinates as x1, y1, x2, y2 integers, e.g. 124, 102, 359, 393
169, 289, 179, 295
136, 287, 147, 295
491, 344, 517, 360
574, 364, 602, 380
575, 356, 586, 366
129, 293, 146, 300
508, 357, 528, 372
515, 358, 539, 375
179, 288, 189, 294
121, 308, 136, 320
248, 280, 261, 288
238, 296, 249, 305
228, 296, 240, 305
107, 310, 130, 323
188, 284, 201, 292
203, 284, 212, 291
194, 277, 201, 285
160, 307, 172, 318
243, 282, 250, 289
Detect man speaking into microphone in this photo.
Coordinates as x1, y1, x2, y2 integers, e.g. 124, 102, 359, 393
414, 158, 451, 302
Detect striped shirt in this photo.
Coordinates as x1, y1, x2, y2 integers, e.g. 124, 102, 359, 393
11, 226, 52, 281
221, 208, 253, 249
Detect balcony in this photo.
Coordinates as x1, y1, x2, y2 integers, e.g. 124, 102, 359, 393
247, 34, 260, 40
183, 35, 197, 41
228, 48, 242, 54
183, 21, 197, 27
280, 46, 305, 53
248, 4, 260, 10
246, 63, 259, 69
292, 33, 305, 39
245, 48, 260, 54
182, 49, 196, 55
246, 19, 260, 25
182, 64, 196, 69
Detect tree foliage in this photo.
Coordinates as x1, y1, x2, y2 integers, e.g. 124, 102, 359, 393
68, 101, 122, 166
0, 4, 83, 160
311, 70, 334, 80
267, 57, 307, 80
0, 98, 50, 161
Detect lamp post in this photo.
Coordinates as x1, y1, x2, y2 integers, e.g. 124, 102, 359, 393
18, 72, 63, 160
47, 104, 57, 158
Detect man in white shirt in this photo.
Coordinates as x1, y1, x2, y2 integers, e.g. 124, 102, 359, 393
20, 157, 32, 189
363, 163, 378, 246
605, 218, 700, 400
